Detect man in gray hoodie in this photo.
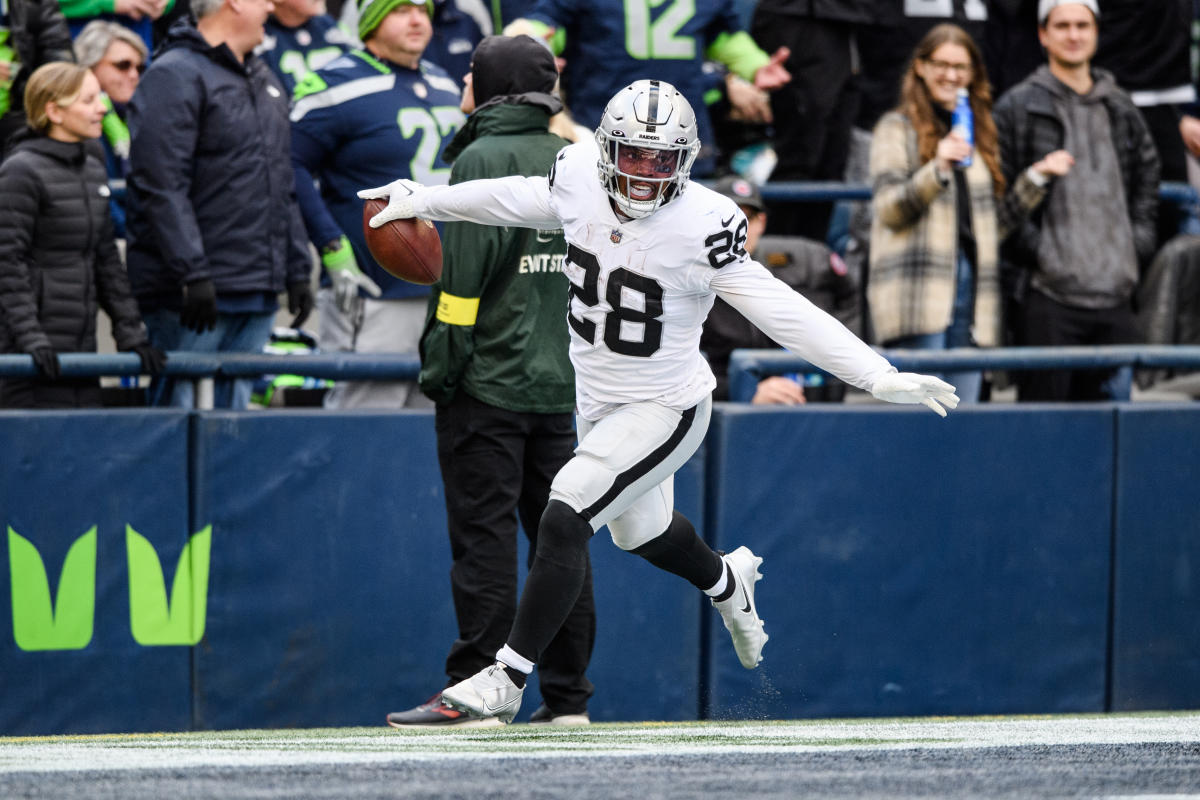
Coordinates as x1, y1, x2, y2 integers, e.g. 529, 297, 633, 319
994, 0, 1159, 402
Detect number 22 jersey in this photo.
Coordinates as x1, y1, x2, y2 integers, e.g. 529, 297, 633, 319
410, 141, 894, 419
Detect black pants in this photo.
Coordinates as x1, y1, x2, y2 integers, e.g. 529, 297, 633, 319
1016, 288, 1139, 402
435, 392, 595, 714
749, 12, 858, 241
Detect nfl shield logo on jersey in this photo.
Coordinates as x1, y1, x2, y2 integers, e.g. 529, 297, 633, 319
610, 229, 623, 244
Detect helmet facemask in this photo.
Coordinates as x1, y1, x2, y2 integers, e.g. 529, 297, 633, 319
596, 80, 700, 219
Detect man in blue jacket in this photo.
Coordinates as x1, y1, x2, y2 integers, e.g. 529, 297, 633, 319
290, 0, 464, 408
125, 0, 314, 409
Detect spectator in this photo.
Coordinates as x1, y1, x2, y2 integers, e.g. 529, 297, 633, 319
994, 0, 1159, 402
1092, 0, 1196, 245
0, 0, 74, 156
125, 0, 313, 409
700, 174, 860, 403
1135, 234, 1200, 391
336, 0, 489, 90
870, 23, 1070, 403
73, 20, 145, 238
289, 0, 464, 409
386, 35, 594, 729
749, 0, 875, 241
504, 0, 790, 178
0, 62, 163, 408
256, 0, 355, 97
843, 1, 1000, 345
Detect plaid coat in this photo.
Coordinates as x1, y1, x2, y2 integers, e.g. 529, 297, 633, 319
868, 111, 1046, 346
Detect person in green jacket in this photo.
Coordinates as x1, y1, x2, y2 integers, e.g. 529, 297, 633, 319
386, 34, 595, 729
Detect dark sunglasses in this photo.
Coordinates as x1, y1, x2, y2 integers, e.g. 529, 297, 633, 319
106, 59, 146, 75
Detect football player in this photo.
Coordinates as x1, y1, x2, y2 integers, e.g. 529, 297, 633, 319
360, 79, 958, 723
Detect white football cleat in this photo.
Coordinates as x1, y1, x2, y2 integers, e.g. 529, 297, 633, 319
712, 546, 768, 668
441, 663, 524, 724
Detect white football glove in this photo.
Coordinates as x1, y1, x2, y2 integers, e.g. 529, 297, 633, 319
356, 179, 424, 228
870, 371, 960, 418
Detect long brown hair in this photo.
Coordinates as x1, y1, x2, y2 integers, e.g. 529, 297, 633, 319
898, 23, 1005, 195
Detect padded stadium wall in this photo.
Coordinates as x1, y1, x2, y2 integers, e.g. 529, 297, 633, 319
0, 404, 1196, 734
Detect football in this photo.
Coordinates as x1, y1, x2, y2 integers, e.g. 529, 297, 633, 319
361, 197, 442, 285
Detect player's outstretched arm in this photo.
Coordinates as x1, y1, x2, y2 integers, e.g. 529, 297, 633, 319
870, 372, 960, 418
358, 179, 424, 227
359, 175, 561, 230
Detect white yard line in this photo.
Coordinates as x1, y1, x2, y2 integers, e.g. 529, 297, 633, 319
0, 714, 1197, 773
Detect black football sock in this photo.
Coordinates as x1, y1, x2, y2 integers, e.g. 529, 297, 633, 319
629, 511, 724, 590
508, 500, 593, 663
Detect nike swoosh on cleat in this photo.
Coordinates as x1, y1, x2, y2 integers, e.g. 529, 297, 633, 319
721, 214, 735, 227
740, 583, 752, 614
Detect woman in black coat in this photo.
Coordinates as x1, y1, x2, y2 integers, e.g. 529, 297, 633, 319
0, 61, 163, 408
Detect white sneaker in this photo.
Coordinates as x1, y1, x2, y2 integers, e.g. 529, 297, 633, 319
712, 546, 768, 668
441, 663, 524, 724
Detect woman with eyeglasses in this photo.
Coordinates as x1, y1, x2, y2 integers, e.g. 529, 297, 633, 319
867, 23, 1074, 403
0, 61, 164, 408
73, 20, 147, 238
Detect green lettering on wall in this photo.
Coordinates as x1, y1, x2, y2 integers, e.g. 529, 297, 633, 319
126, 525, 211, 646
8, 526, 97, 651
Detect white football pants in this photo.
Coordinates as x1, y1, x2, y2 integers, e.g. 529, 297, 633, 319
549, 395, 711, 551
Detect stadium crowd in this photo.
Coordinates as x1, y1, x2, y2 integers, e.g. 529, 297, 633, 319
0, 0, 1198, 410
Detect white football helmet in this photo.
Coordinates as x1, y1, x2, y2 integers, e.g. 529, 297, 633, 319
595, 80, 701, 219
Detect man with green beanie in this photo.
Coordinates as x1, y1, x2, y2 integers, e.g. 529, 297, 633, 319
290, 0, 464, 408
385, 34, 595, 729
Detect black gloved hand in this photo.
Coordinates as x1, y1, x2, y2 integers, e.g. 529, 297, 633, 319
287, 280, 314, 328
29, 347, 60, 379
181, 279, 218, 332
131, 344, 167, 375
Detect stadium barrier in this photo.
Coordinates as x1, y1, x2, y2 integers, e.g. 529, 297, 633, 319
2, 348, 1198, 733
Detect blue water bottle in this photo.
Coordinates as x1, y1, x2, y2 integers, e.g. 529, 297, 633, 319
952, 87, 973, 168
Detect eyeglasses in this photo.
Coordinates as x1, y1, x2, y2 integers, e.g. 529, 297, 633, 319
105, 59, 146, 75
923, 58, 972, 76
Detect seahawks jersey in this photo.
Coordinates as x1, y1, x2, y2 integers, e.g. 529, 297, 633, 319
409, 141, 894, 418
258, 15, 356, 97
291, 51, 465, 299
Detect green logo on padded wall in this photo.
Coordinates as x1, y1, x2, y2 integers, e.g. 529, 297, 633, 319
7, 525, 212, 651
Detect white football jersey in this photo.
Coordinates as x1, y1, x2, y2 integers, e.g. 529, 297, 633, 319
411, 142, 894, 419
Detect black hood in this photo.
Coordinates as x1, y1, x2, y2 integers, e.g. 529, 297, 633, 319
470, 35, 559, 110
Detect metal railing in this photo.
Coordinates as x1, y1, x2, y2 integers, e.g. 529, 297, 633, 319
748, 180, 1199, 209
3, 346, 1200, 405
727, 345, 1200, 402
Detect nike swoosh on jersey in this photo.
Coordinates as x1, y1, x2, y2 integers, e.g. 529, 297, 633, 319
721, 214, 735, 227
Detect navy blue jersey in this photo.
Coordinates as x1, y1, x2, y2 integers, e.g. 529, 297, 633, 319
259, 14, 357, 98
290, 50, 465, 299
528, 0, 742, 168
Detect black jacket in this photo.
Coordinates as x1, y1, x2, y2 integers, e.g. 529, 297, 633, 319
124, 21, 310, 307
0, 133, 150, 407
994, 66, 1161, 280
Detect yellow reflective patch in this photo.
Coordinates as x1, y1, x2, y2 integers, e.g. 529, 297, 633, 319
436, 292, 480, 326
